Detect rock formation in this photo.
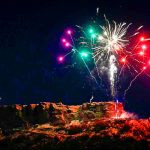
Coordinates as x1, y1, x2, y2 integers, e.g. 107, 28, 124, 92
0, 102, 149, 150
0, 102, 124, 129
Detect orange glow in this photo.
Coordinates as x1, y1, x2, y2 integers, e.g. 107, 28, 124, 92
114, 45, 120, 50
141, 45, 147, 50
139, 51, 144, 56
140, 37, 145, 42
121, 57, 126, 63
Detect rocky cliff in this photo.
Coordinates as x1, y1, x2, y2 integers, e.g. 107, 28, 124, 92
0, 102, 149, 150
0, 102, 124, 130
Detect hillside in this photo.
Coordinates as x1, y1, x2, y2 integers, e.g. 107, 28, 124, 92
0, 102, 149, 150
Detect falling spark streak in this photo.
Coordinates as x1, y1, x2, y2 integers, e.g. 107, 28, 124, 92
96, 8, 99, 14
90, 95, 94, 103
146, 73, 150, 78
80, 55, 99, 85
137, 25, 143, 30
109, 55, 117, 98
124, 70, 144, 98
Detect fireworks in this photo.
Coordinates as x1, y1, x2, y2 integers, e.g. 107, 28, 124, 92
57, 56, 64, 63
58, 15, 150, 101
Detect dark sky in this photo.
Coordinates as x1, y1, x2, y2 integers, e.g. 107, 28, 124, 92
0, 0, 150, 117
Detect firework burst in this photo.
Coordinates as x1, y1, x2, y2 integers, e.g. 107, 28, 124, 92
58, 15, 150, 102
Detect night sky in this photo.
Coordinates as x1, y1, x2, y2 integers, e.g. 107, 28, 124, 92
0, 0, 150, 117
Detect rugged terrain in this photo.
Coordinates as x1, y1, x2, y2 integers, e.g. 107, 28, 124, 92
0, 102, 149, 150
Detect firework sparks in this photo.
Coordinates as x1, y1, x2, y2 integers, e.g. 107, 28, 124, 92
109, 55, 118, 98
59, 15, 150, 101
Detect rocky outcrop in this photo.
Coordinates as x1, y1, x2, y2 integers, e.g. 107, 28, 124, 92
0, 102, 125, 130
0, 118, 149, 150
80, 102, 124, 118
0, 102, 149, 150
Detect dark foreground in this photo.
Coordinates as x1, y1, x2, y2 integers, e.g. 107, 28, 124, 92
0, 102, 149, 150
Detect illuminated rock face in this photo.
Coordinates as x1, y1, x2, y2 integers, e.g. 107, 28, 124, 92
80, 102, 124, 118
0, 102, 125, 129
0, 102, 149, 150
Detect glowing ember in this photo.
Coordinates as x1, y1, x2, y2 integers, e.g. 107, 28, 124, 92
58, 56, 64, 62
141, 45, 147, 50
65, 42, 70, 47
121, 58, 126, 63
62, 38, 66, 43
67, 30, 72, 35
139, 51, 144, 56
140, 37, 145, 42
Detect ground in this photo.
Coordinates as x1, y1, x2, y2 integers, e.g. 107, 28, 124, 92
0, 102, 149, 150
